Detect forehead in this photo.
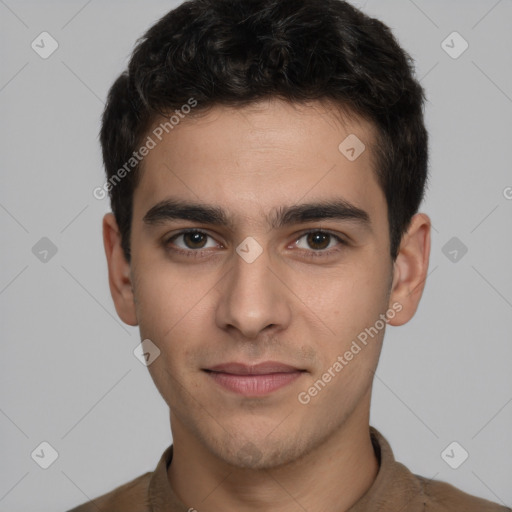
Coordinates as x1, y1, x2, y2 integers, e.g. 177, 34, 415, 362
132, 99, 387, 231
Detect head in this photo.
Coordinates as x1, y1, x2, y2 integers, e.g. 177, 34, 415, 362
102, 0, 430, 469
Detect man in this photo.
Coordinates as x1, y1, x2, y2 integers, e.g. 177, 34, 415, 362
70, 0, 510, 510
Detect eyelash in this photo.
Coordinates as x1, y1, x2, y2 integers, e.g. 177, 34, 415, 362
163, 229, 348, 259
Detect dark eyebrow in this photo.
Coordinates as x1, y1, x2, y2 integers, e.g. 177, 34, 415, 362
143, 199, 232, 228
143, 198, 371, 231
268, 200, 370, 230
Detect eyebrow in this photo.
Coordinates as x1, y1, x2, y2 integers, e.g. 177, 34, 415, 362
142, 198, 371, 231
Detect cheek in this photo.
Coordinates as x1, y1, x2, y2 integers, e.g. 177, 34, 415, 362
297, 257, 390, 340
134, 270, 216, 368
134, 258, 207, 333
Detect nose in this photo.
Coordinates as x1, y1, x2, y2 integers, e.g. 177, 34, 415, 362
214, 242, 292, 340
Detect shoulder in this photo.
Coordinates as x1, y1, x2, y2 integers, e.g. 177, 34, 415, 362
66, 471, 152, 512
417, 474, 511, 512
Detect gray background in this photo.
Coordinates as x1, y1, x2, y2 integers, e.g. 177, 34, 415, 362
1, 0, 511, 510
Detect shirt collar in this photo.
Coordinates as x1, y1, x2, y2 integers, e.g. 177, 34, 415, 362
347, 427, 424, 511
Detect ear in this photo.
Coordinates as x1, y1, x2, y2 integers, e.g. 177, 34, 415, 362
387, 213, 431, 326
103, 213, 138, 326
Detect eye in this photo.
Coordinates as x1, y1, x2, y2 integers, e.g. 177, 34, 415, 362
293, 230, 346, 255
165, 230, 220, 252
163, 228, 347, 260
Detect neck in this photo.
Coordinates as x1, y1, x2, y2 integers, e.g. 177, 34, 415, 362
168, 399, 378, 512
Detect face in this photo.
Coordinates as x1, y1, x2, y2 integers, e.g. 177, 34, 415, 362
104, 99, 430, 470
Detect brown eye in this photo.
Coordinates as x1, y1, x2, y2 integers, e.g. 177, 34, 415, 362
293, 230, 347, 257
182, 231, 208, 249
306, 232, 331, 250
295, 231, 339, 251
166, 230, 218, 252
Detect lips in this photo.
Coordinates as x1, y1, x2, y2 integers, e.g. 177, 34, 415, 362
205, 361, 302, 375
203, 361, 305, 396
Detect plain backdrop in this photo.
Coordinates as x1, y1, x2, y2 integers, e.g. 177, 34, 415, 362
1, 0, 511, 510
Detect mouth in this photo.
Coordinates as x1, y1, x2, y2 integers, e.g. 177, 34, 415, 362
203, 361, 306, 397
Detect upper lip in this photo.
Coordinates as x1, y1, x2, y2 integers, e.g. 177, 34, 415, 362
205, 361, 303, 375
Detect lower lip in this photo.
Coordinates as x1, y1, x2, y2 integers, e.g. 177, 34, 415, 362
205, 371, 303, 396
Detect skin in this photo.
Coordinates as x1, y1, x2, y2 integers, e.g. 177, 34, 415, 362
103, 99, 431, 512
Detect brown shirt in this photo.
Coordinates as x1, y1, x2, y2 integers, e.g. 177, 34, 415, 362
67, 426, 510, 512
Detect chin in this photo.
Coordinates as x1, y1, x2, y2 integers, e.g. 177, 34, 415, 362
208, 432, 310, 471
